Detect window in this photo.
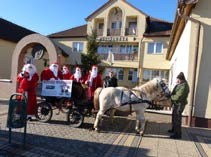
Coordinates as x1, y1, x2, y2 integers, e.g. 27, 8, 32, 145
128, 69, 138, 82
142, 69, 169, 83
108, 45, 113, 53
126, 45, 132, 53
133, 45, 138, 53
99, 23, 104, 29
129, 22, 137, 28
147, 42, 163, 54
73, 42, 84, 52
97, 45, 106, 54
119, 21, 122, 28
117, 68, 124, 80
111, 22, 117, 29
120, 45, 126, 53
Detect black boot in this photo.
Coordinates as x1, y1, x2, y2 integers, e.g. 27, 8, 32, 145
168, 129, 174, 133
170, 133, 181, 139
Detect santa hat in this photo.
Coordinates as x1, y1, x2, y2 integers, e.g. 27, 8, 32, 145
92, 65, 98, 70
109, 69, 113, 73
76, 66, 81, 70
62, 65, 68, 69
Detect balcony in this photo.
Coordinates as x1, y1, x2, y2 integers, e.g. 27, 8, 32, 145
107, 28, 121, 36
125, 27, 137, 36
98, 52, 138, 61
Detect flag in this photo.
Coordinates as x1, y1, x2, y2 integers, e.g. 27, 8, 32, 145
132, 28, 136, 35
107, 50, 114, 64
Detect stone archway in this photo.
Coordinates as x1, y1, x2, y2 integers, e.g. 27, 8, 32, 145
9, 33, 58, 97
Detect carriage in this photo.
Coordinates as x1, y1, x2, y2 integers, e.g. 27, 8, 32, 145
35, 78, 172, 134
35, 80, 92, 128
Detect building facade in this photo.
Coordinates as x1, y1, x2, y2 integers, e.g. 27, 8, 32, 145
0, 0, 172, 99
167, 0, 211, 128
49, 0, 172, 87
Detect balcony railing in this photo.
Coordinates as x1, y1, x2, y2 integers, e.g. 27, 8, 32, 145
98, 52, 138, 61
107, 28, 121, 36
125, 28, 137, 36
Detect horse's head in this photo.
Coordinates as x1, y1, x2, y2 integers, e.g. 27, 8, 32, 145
153, 78, 172, 106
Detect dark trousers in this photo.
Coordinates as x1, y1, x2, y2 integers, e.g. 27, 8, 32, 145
171, 104, 185, 136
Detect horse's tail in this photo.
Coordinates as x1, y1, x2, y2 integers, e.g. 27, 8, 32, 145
93, 87, 103, 113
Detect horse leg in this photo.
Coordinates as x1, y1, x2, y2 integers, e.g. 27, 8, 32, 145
94, 110, 104, 132
110, 108, 116, 125
135, 109, 145, 135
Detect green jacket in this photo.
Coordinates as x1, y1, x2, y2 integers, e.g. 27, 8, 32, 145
171, 81, 190, 106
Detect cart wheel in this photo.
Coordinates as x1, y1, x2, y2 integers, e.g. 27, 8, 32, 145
35, 102, 53, 122
67, 109, 84, 128
59, 98, 72, 114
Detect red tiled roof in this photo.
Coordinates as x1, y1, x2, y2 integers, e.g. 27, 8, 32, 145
48, 25, 87, 38
0, 18, 35, 42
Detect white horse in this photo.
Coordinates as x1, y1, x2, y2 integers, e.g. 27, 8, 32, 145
93, 78, 171, 134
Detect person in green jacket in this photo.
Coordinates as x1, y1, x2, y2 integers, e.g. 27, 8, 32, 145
168, 72, 190, 139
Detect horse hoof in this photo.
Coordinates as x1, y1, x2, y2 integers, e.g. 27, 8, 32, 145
136, 132, 140, 135
95, 128, 100, 132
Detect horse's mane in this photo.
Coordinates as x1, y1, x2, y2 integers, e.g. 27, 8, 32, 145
135, 78, 160, 97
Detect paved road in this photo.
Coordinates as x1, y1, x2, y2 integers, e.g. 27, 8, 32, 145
0, 101, 211, 157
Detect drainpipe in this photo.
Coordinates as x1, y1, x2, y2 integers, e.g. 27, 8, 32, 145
137, 37, 144, 86
177, 8, 201, 127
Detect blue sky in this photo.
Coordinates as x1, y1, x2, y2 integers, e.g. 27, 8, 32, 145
0, 0, 177, 35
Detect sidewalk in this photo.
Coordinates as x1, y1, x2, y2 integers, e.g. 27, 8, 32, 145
0, 100, 211, 157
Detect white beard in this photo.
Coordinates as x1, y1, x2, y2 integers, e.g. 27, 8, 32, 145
62, 69, 68, 75
50, 64, 58, 77
89, 70, 97, 86
53, 69, 58, 77
74, 71, 81, 82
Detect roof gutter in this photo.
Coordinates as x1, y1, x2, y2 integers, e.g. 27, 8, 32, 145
177, 7, 201, 127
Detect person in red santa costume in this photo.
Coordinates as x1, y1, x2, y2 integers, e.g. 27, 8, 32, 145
62, 65, 71, 80
41, 62, 63, 81
17, 63, 39, 119
85, 65, 102, 101
70, 66, 84, 84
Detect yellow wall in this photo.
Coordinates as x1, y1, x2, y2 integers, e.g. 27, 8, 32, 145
141, 37, 170, 69
87, 0, 146, 39
189, 0, 211, 118
0, 39, 16, 79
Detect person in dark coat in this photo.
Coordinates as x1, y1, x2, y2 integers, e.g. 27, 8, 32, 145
168, 72, 190, 139
103, 70, 118, 88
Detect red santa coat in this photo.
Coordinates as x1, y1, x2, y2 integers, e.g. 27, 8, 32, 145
63, 72, 71, 80
17, 73, 39, 115
41, 68, 63, 81
86, 74, 102, 99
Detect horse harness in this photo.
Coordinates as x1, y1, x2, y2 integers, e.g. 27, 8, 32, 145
120, 89, 152, 114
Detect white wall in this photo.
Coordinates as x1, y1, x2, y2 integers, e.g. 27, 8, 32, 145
170, 21, 191, 90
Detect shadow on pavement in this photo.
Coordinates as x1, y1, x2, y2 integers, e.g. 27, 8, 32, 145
0, 129, 148, 157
